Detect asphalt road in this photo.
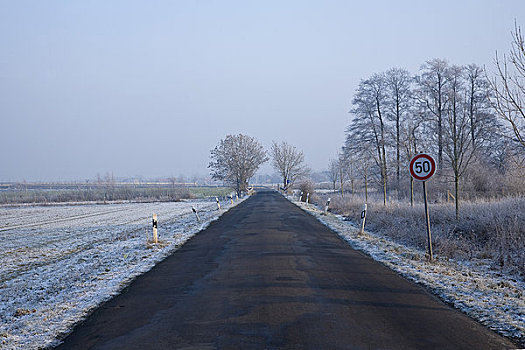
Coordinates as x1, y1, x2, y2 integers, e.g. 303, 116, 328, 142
56, 190, 516, 350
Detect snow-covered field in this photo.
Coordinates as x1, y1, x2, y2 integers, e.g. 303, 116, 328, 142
0, 198, 243, 349
292, 199, 524, 347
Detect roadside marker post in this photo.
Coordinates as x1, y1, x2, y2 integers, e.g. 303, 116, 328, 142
306, 193, 310, 204
152, 214, 158, 244
325, 197, 331, 213
300, 191, 303, 202
359, 204, 367, 235
192, 206, 200, 222
215, 197, 221, 210
409, 153, 437, 261
230, 194, 233, 205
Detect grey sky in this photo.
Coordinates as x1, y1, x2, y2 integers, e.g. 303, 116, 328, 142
1, 0, 524, 182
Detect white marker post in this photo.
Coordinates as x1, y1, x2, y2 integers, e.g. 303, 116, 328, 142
325, 197, 331, 213
215, 197, 221, 210
152, 213, 158, 244
230, 194, 234, 205
409, 153, 437, 261
306, 193, 310, 204
359, 204, 367, 235
192, 206, 200, 222
300, 192, 304, 202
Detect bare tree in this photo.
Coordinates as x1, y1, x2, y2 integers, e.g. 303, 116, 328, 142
344, 150, 358, 197
488, 22, 525, 150
351, 73, 390, 205
344, 102, 382, 204
402, 114, 424, 206
441, 65, 477, 219
337, 153, 350, 198
209, 134, 268, 195
415, 59, 450, 171
465, 64, 501, 153
385, 68, 412, 191
327, 158, 339, 193
270, 141, 309, 190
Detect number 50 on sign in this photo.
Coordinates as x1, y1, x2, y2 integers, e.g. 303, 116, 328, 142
409, 153, 437, 181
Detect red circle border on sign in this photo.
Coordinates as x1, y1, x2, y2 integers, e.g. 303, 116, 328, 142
409, 153, 437, 181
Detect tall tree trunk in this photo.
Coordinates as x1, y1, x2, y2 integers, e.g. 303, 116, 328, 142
455, 173, 459, 220
470, 80, 476, 149
438, 109, 443, 171
396, 99, 401, 192
378, 102, 388, 206
451, 79, 460, 220
383, 175, 387, 206
339, 168, 344, 198
364, 169, 368, 203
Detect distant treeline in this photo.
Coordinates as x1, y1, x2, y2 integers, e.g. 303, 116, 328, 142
0, 183, 232, 205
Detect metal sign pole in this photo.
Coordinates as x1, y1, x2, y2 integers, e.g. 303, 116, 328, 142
422, 181, 433, 261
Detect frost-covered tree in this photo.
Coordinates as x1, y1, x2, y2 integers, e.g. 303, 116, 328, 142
385, 68, 412, 190
209, 134, 268, 195
351, 73, 390, 205
327, 158, 339, 192
441, 65, 477, 219
415, 59, 450, 171
270, 141, 309, 190
488, 22, 525, 150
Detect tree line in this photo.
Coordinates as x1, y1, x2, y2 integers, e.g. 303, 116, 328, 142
335, 24, 525, 219
208, 134, 309, 195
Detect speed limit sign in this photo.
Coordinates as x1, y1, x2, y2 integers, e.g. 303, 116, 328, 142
409, 153, 437, 261
409, 153, 436, 181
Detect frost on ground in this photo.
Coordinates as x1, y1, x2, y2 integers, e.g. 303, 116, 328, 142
0, 198, 244, 349
292, 199, 524, 347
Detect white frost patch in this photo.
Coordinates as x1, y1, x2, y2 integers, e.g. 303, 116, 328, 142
293, 200, 524, 346
0, 198, 245, 349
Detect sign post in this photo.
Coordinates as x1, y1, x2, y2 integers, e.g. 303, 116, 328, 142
409, 153, 437, 261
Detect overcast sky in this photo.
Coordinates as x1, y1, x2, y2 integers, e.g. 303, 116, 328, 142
1, 0, 524, 182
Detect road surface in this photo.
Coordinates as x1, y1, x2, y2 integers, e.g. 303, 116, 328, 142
56, 190, 516, 349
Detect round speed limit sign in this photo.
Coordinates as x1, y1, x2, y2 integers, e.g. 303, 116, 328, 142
409, 153, 436, 181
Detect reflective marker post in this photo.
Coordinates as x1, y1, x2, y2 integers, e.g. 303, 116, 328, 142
152, 214, 158, 244
192, 206, 200, 222
325, 197, 331, 213
215, 197, 221, 210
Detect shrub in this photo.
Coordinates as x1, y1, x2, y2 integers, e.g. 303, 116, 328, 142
298, 181, 315, 202
329, 194, 525, 277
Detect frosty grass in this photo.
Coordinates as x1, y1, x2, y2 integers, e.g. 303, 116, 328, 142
0, 198, 244, 349
292, 198, 524, 346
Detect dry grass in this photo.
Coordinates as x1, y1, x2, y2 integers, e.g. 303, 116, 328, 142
328, 194, 525, 277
